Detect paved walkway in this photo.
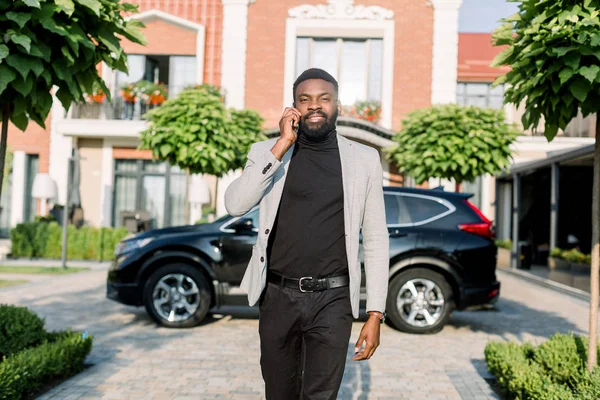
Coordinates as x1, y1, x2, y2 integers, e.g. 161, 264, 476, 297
0, 268, 590, 400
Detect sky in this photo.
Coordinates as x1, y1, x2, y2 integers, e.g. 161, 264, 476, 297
459, 0, 519, 33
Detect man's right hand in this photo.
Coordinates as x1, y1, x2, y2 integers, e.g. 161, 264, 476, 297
271, 107, 301, 161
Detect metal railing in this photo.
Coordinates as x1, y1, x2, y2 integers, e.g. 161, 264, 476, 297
69, 96, 162, 121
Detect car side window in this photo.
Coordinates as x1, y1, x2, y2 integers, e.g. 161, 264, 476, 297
402, 195, 449, 224
384, 194, 412, 225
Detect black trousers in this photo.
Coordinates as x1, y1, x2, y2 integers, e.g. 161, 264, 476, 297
258, 282, 354, 400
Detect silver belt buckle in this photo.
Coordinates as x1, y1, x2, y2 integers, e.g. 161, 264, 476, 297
299, 276, 314, 293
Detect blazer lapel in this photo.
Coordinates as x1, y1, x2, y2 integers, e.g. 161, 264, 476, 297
265, 144, 294, 222
337, 135, 356, 235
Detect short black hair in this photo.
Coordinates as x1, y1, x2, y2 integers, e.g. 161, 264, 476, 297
293, 68, 338, 101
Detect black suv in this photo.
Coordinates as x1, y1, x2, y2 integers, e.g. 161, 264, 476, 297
107, 187, 500, 334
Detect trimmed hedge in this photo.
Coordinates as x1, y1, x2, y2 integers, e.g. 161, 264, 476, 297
0, 331, 93, 400
0, 305, 46, 360
10, 222, 129, 261
486, 333, 600, 400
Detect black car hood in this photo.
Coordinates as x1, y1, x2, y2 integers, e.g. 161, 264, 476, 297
132, 222, 223, 240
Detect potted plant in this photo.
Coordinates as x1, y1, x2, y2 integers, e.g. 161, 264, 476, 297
562, 248, 591, 273
148, 82, 167, 107
548, 248, 570, 270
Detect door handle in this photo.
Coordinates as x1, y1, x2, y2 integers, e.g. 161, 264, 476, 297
389, 229, 407, 238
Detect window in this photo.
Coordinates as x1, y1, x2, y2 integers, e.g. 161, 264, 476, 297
169, 56, 197, 97
23, 154, 39, 222
295, 37, 383, 105
112, 159, 186, 229
403, 196, 450, 224
384, 194, 411, 225
457, 82, 504, 109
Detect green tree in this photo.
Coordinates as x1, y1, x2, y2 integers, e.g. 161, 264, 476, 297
139, 86, 266, 223
492, 0, 600, 370
386, 104, 519, 191
0, 0, 146, 204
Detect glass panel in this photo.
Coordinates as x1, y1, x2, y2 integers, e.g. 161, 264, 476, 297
488, 96, 505, 109
113, 176, 137, 227
403, 196, 449, 224
465, 83, 489, 95
367, 39, 383, 102
339, 40, 367, 106
115, 159, 138, 173
456, 83, 466, 95
0, 170, 12, 237
489, 84, 504, 96
169, 56, 197, 97
312, 39, 338, 79
465, 96, 488, 108
296, 38, 311, 78
384, 194, 399, 225
170, 164, 184, 174
169, 174, 186, 226
24, 155, 39, 222
142, 176, 166, 228
115, 55, 146, 87
143, 160, 167, 173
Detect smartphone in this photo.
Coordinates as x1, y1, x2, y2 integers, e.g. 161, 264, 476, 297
291, 119, 299, 132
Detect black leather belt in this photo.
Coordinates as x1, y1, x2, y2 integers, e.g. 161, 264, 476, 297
267, 271, 350, 293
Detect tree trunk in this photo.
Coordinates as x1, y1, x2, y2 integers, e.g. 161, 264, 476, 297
0, 104, 10, 205
184, 168, 190, 225
455, 180, 462, 193
588, 117, 600, 371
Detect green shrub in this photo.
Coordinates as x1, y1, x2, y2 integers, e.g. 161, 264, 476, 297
486, 334, 600, 400
549, 248, 591, 265
0, 305, 46, 360
0, 331, 93, 400
533, 333, 587, 388
10, 222, 129, 261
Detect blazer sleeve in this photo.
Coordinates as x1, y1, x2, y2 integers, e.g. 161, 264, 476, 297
361, 153, 390, 314
224, 143, 284, 217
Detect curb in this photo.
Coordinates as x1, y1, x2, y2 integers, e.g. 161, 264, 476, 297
497, 267, 591, 303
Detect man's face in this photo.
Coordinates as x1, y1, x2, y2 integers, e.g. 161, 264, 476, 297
294, 79, 339, 140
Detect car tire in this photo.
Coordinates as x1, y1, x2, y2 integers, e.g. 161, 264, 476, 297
386, 268, 454, 334
143, 263, 212, 328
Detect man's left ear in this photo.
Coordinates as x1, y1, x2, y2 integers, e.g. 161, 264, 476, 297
337, 101, 342, 114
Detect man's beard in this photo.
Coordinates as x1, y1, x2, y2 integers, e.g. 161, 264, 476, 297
299, 108, 338, 140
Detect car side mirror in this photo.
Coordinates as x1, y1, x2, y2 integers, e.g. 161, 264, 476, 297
231, 218, 255, 234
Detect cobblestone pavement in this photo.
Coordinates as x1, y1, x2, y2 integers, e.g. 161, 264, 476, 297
0, 267, 590, 400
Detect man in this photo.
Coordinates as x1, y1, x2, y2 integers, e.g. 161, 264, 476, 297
224, 68, 389, 399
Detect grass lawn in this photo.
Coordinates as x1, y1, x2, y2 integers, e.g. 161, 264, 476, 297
0, 279, 28, 288
0, 266, 90, 275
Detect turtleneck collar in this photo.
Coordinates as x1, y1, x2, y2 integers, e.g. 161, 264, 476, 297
296, 128, 337, 150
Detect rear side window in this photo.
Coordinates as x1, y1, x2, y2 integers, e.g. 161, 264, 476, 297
402, 195, 449, 224
384, 194, 412, 225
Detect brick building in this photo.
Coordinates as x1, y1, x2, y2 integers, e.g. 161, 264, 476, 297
5, 0, 592, 236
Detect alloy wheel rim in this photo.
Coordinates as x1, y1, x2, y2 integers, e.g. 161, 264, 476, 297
152, 273, 201, 322
397, 278, 445, 328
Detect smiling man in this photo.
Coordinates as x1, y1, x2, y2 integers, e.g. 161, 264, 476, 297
224, 68, 389, 400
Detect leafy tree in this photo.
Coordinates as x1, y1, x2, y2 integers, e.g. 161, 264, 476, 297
139, 86, 266, 223
386, 104, 519, 191
0, 0, 146, 203
492, 0, 600, 369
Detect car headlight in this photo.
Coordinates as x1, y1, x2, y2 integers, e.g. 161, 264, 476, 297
115, 237, 154, 256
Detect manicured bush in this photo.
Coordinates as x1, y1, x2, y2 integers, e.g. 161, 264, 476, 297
550, 248, 592, 265
495, 239, 512, 250
486, 333, 600, 400
10, 222, 129, 261
0, 305, 46, 360
0, 331, 93, 400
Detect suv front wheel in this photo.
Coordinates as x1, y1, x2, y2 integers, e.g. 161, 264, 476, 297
143, 263, 212, 328
386, 268, 453, 334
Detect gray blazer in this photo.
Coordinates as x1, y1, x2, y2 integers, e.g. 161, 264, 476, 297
224, 134, 389, 318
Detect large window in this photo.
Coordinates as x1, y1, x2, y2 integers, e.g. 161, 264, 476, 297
23, 154, 39, 222
457, 82, 504, 109
113, 159, 186, 229
295, 37, 383, 106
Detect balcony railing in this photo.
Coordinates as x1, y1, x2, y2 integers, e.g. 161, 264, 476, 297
69, 96, 161, 121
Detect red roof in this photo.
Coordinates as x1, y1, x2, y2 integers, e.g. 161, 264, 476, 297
458, 33, 511, 82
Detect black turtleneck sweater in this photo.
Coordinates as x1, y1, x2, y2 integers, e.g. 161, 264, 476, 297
267, 129, 348, 279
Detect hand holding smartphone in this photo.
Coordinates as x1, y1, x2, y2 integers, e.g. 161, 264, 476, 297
271, 106, 301, 161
